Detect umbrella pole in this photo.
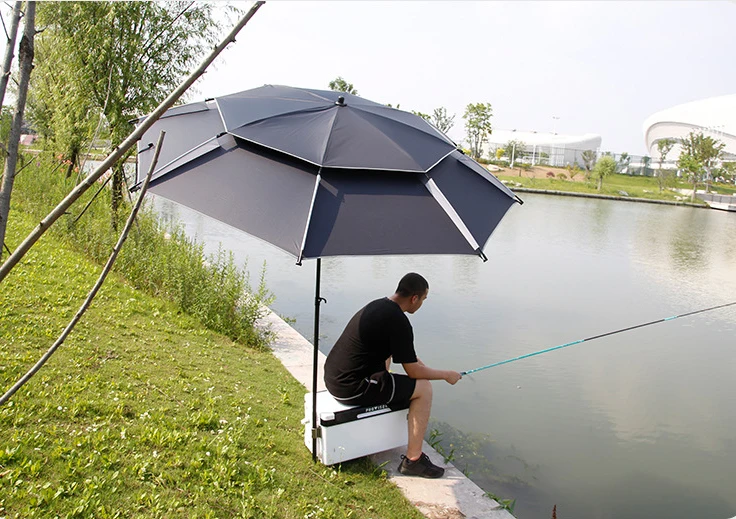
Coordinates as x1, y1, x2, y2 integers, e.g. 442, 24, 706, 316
311, 258, 326, 462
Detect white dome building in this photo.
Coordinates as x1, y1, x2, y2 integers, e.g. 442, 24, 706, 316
481, 129, 602, 167
643, 94, 736, 161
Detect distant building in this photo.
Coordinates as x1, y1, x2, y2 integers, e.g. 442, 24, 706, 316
643, 94, 736, 162
481, 129, 602, 167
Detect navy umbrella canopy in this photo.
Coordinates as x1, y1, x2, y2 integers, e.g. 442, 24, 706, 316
135, 85, 522, 461
136, 85, 521, 263
214, 85, 458, 171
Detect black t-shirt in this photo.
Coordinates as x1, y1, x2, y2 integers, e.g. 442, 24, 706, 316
324, 297, 418, 398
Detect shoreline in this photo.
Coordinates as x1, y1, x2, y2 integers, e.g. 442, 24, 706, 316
510, 186, 709, 208
261, 307, 516, 519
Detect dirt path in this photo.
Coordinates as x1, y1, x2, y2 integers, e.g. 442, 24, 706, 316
488, 164, 587, 182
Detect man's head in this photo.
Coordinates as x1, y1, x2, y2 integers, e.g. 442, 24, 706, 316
395, 273, 429, 314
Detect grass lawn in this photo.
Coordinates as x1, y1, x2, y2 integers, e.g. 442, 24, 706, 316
497, 171, 736, 204
1, 210, 423, 518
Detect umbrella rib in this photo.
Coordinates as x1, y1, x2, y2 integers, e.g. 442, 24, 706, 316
230, 104, 330, 128
136, 135, 220, 189
226, 134, 324, 168
297, 169, 322, 265
215, 93, 332, 133
424, 150, 457, 174
458, 154, 521, 201
214, 97, 229, 131
421, 176, 483, 257
351, 104, 458, 148
318, 107, 342, 166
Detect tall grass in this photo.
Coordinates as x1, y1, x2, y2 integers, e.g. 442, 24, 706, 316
11, 151, 273, 349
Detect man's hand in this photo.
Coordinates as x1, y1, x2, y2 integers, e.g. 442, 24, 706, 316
403, 363, 463, 384
445, 371, 462, 385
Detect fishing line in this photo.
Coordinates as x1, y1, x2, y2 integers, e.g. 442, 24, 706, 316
460, 300, 736, 376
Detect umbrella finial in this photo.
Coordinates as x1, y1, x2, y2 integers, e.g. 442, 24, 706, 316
336, 96, 346, 106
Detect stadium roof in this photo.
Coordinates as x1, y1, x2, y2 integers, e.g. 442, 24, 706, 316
643, 94, 736, 158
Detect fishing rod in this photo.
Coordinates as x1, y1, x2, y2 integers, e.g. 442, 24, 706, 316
460, 300, 736, 377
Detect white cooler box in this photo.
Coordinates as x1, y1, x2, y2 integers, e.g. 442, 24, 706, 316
304, 391, 410, 465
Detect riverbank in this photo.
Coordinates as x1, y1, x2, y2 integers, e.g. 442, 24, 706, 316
510, 186, 708, 208
493, 164, 736, 208
261, 306, 514, 519
0, 210, 425, 518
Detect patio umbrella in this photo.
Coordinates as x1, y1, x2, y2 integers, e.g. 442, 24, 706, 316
134, 85, 522, 460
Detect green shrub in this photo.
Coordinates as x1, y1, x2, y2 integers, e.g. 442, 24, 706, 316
12, 151, 273, 349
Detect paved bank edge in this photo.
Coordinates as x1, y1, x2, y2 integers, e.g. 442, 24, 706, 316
511, 187, 708, 208
259, 307, 515, 519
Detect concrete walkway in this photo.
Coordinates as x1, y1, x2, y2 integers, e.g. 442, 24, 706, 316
261, 308, 515, 519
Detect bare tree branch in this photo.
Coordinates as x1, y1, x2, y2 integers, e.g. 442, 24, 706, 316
1, 10, 9, 40
0, 1, 265, 283
0, 131, 166, 406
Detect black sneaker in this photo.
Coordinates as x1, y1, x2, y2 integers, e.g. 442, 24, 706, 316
398, 453, 445, 478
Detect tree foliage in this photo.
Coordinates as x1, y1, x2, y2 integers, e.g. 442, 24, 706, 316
617, 152, 630, 173
641, 155, 652, 175
718, 162, 736, 183
504, 140, 525, 166
677, 152, 703, 202
655, 138, 676, 192
0, 106, 13, 150
431, 107, 455, 134
328, 76, 358, 95
581, 149, 597, 179
411, 107, 455, 135
592, 155, 616, 190
29, 1, 226, 221
566, 163, 583, 181
656, 138, 676, 164
463, 102, 492, 160
678, 131, 725, 200
27, 31, 98, 177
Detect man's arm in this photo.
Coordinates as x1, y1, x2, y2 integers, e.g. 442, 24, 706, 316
403, 361, 462, 385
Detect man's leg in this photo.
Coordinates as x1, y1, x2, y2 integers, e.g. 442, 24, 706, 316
406, 379, 432, 460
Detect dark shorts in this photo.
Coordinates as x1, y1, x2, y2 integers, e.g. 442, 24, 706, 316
331, 371, 416, 407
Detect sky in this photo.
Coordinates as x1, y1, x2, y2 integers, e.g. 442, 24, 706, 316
189, 0, 736, 156
4, 1, 736, 156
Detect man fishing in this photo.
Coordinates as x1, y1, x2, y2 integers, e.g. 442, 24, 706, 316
324, 272, 462, 478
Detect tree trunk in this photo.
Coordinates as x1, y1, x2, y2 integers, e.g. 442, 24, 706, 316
597, 177, 602, 191
0, 1, 23, 109
66, 146, 80, 179
704, 167, 711, 193
110, 160, 125, 231
0, 1, 265, 284
0, 2, 36, 262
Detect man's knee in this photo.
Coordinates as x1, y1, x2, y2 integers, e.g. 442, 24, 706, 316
411, 379, 432, 401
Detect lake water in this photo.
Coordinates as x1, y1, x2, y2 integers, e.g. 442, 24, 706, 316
150, 192, 736, 519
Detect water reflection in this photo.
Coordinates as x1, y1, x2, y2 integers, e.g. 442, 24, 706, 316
149, 193, 736, 519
